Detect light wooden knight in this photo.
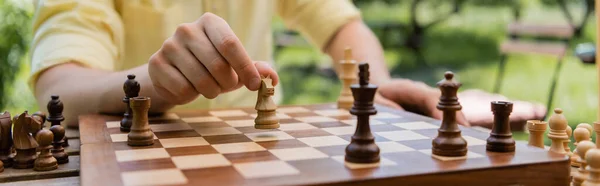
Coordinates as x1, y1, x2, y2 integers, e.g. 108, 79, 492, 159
255, 76, 279, 129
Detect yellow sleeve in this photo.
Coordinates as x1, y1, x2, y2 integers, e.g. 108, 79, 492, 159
29, 0, 124, 89
275, 0, 361, 50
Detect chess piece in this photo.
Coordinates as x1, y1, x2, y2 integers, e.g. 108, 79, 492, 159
573, 127, 592, 167
128, 97, 154, 146
254, 76, 279, 129
13, 111, 39, 169
486, 101, 515, 152
565, 125, 573, 156
573, 141, 596, 186
345, 63, 380, 164
578, 123, 594, 139
0, 111, 13, 167
34, 129, 58, 171
527, 120, 547, 148
337, 48, 358, 110
547, 108, 568, 155
50, 125, 68, 164
432, 71, 468, 157
31, 111, 46, 136
121, 74, 140, 132
583, 148, 600, 185
47, 95, 68, 147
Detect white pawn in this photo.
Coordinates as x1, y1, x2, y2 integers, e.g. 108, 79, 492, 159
574, 128, 593, 167
574, 141, 595, 186
583, 149, 600, 186
548, 108, 568, 155
578, 123, 594, 140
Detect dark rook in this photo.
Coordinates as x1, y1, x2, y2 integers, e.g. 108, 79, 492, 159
486, 101, 515, 152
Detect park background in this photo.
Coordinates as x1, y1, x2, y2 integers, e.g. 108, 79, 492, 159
0, 0, 597, 144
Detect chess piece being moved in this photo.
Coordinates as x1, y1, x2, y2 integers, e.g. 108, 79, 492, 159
583, 148, 600, 185
34, 129, 58, 171
527, 120, 547, 148
432, 71, 468, 157
486, 101, 515, 152
573, 141, 595, 186
254, 76, 279, 129
50, 125, 68, 164
128, 97, 154, 146
547, 108, 568, 155
573, 127, 591, 167
337, 48, 358, 110
47, 95, 68, 147
13, 111, 40, 169
345, 63, 380, 164
121, 74, 140, 132
0, 111, 13, 167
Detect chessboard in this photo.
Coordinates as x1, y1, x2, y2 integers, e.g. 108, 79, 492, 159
79, 103, 569, 186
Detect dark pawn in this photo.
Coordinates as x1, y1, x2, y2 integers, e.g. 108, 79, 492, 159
486, 101, 515, 152
50, 125, 69, 164
47, 95, 69, 147
432, 72, 468, 157
34, 129, 58, 171
345, 63, 380, 164
0, 111, 13, 167
121, 74, 140, 132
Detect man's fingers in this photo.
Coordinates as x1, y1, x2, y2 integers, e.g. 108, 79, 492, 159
199, 13, 261, 91
254, 61, 279, 86
374, 93, 404, 110
148, 52, 199, 104
456, 111, 471, 127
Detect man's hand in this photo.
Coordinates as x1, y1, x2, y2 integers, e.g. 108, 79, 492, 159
376, 79, 471, 126
148, 13, 278, 105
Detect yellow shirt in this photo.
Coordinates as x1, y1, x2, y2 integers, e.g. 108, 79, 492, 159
30, 0, 361, 110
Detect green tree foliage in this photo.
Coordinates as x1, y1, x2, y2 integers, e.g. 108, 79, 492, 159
0, 0, 31, 110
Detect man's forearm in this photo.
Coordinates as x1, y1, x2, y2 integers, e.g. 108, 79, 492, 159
325, 19, 391, 85
34, 63, 175, 127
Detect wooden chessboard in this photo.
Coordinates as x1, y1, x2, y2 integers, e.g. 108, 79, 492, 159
79, 104, 570, 186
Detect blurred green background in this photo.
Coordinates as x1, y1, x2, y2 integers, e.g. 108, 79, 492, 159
0, 0, 597, 144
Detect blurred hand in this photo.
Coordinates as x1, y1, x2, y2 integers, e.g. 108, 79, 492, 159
148, 13, 278, 105
377, 79, 471, 126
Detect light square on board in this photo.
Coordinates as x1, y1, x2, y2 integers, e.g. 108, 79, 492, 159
393, 122, 439, 130
171, 154, 231, 170
314, 109, 352, 117
297, 136, 348, 147
463, 135, 487, 146
245, 131, 294, 142
372, 112, 403, 119
150, 123, 192, 132
106, 121, 120, 129
418, 149, 484, 161
378, 141, 416, 153
121, 168, 187, 186
115, 148, 170, 162
278, 123, 317, 131
212, 142, 266, 154
277, 107, 311, 113
225, 119, 255, 127
295, 116, 338, 123
159, 137, 208, 148
195, 127, 241, 136
376, 130, 429, 141
322, 126, 356, 135
182, 116, 222, 123
341, 119, 385, 125
331, 156, 397, 169
233, 160, 300, 179
269, 147, 328, 161
210, 110, 248, 117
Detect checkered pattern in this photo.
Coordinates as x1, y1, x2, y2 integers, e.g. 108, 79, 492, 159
105, 106, 488, 186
